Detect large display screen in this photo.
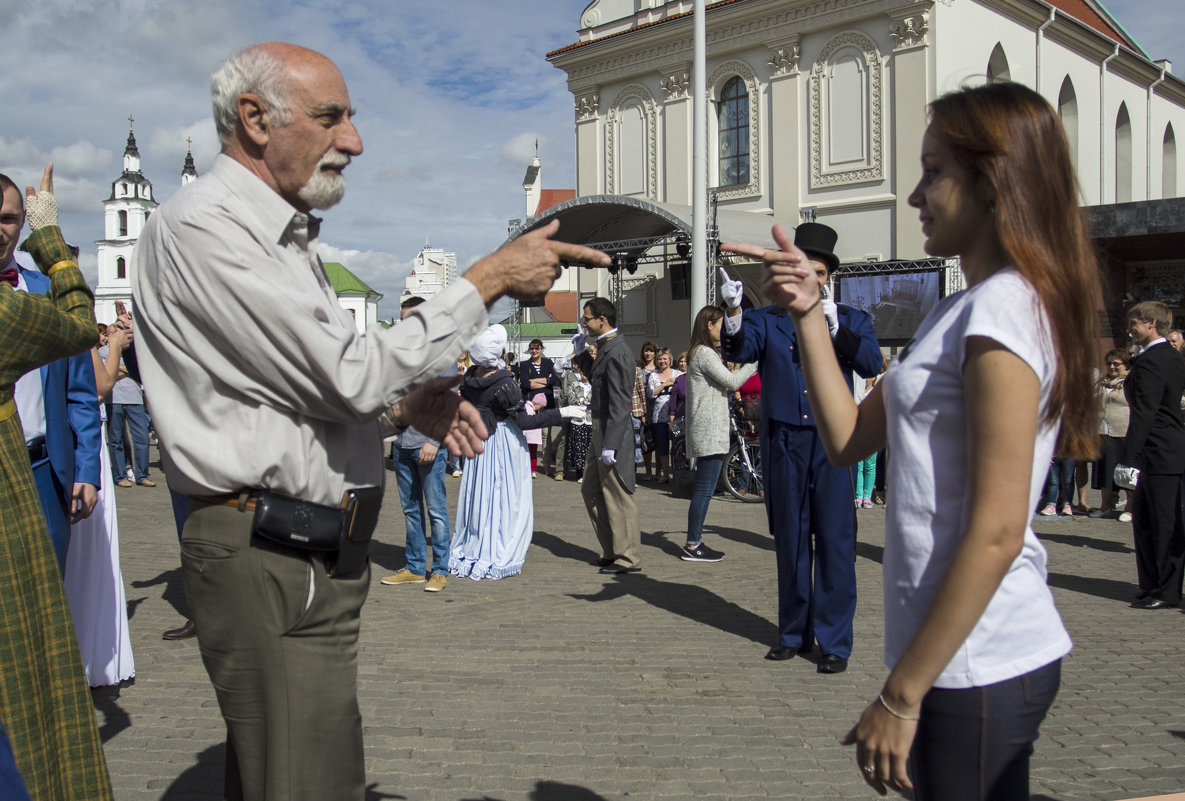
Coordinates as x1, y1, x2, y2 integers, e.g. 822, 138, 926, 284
836, 271, 943, 343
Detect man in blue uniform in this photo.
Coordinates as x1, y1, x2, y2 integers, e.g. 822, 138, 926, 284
721, 222, 881, 673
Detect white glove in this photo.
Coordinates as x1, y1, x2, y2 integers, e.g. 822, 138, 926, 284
25, 190, 59, 231
1114, 464, 1140, 490
821, 297, 839, 338
571, 332, 588, 355
600, 449, 617, 466
719, 267, 744, 309
560, 405, 583, 419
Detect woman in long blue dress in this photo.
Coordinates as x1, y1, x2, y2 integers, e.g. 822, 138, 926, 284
449, 325, 576, 580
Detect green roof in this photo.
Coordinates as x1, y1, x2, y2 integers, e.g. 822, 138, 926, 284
322, 262, 382, 299
499, 321, 580, 338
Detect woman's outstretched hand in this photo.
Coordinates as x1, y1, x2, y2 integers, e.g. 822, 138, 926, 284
720, 225, 820, 316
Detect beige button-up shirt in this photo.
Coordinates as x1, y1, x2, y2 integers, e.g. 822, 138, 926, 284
132, 155, 486, 506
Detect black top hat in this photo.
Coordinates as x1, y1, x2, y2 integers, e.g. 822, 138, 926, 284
793, 222, 839, 272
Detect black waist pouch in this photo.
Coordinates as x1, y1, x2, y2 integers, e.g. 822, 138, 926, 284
251, 487, 383, 578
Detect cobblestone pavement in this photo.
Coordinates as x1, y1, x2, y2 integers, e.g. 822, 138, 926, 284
97, 459, 1184, 800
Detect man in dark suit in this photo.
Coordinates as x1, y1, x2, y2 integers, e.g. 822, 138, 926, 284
1118, 301, 1185, 609
0, 175, 101, 572
721, 222, 882, 673
573, 297, 641, 574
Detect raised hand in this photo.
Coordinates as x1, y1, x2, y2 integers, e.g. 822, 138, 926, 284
24, 163, 59, 231
718, 266, 744, 309
721, 225, 820, 316
466, 220, 611, 304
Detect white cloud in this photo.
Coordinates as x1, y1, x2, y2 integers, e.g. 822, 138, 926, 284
501, 132, 546, 166
317, 243, 413, 305
48, 141, 115, 177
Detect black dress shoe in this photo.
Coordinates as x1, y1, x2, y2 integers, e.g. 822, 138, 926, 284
765, 645, 797, 661
162, 620, 197, 640
593, 557, 615, 567
598, 564, 641, 574
817, 654, 848, 674
1131, 597, 1175, 610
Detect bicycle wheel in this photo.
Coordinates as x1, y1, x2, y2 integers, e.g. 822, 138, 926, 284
723, 440, 764, 503
670, 436, 691, 474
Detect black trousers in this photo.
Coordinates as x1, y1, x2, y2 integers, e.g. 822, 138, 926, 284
911, 660, 1061, 801
1132, 472, 1185, 604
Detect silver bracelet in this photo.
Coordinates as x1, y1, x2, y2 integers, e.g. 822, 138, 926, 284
877, 693, 919, 722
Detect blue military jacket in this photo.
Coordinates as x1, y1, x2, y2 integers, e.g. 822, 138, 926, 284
721, 304, 882, 427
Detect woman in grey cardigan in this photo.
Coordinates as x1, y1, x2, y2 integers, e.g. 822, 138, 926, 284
683, 305, 757, 561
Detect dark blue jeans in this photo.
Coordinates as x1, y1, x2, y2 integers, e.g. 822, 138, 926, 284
392, 445, 450, 576
911, 659, 1061, 801
1043, 459, 1077, 507
110, 402, 150, 482
686, 453, 725, 545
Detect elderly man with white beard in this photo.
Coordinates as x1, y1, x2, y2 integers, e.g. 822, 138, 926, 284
132, 42, 609, 801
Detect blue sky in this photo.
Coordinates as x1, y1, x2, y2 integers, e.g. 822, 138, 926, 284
0, 0, 1179, 319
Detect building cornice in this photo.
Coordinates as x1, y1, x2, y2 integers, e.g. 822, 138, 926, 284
550, 0, 912, 93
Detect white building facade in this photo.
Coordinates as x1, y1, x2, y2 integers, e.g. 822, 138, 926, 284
543, 0, 1185, 347
400, 243, 458, 305
94, 126, 157, 324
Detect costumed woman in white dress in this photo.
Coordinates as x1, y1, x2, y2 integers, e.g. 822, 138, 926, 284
449, 325, 581, 580
64, 323, 134, 687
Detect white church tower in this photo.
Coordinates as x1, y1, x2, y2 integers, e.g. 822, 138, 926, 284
94, 118, 158, 323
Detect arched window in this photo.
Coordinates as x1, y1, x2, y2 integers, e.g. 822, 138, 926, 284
717, 76, 750, 187
120, 182, 127, 196
118, 210, 128, 237
116, 257, 126, 279
986, 44, 1010, 84
1057, 77, 1078, 170
606, 85, 656, 199
617, 101, 647, 196
1164, 124, 1177, 198
1115, 103, 1132, 203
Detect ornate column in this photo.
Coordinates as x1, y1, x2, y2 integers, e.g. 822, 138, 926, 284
888, 4, 932, 260
574, 90, 602, 196
767, 35, 802, 221
658, 63, 692, 205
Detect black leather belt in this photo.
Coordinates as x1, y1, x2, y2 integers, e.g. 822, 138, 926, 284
27, 436, 47, 463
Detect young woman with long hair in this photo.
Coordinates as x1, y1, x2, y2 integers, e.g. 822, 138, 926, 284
681, 305, 756, 561
724, 82, 1100, 799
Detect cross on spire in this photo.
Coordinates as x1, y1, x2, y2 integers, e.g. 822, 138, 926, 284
128, 114, 135, 131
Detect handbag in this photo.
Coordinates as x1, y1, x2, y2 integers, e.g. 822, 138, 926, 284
640, 422, 656, 453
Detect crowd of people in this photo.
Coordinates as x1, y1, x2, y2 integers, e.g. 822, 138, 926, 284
2, 40, 1182, 801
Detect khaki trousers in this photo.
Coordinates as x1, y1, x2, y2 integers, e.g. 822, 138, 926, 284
181, 501, 371, 801
582, 428, 641, 568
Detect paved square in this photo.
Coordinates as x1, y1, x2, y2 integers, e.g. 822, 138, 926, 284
98, 460, 1185, 800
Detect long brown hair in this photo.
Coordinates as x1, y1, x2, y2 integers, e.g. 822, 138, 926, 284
688, 305, 724, 365
928, 83, 1101, 459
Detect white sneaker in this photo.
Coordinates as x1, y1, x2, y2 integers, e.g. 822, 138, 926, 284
1119, 512, 1132, 523
452, 470, 462, 478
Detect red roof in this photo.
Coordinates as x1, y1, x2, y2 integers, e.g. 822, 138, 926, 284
1048, 0, 1140, 51
536, 189, 576, 215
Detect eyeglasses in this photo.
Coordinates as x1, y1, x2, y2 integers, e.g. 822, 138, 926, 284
529, 346, 542, 351
1106, 362, 1124, 367
581, 315, 600, 323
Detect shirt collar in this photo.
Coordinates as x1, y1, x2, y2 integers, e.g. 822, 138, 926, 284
596, 327, 618, 342
210, 154, 321, 246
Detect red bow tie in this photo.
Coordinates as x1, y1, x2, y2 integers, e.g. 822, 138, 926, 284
0, 266, 17, 288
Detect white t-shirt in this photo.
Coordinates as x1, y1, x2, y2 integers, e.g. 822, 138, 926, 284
880, 268, 1072, 688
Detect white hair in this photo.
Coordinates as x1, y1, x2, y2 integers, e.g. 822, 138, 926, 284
210, 46, 294, 146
